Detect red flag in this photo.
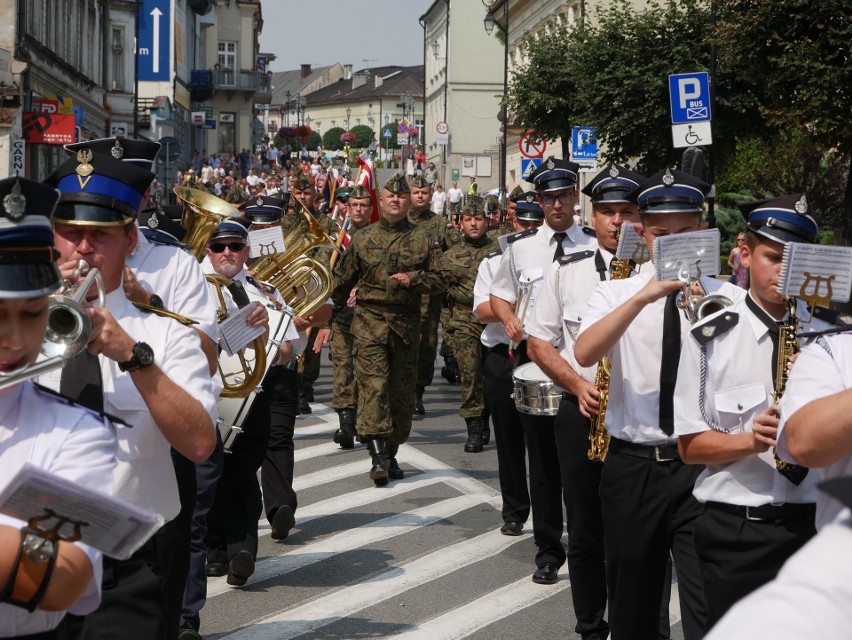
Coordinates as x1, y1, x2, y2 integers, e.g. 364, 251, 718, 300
356, 153, 380, 224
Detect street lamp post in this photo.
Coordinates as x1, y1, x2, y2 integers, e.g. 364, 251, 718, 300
284, 90, 291, 127
484, 1, 509, 207
346, 107, 351, 131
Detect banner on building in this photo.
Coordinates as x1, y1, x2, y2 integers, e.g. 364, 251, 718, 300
22, 113, 76, 145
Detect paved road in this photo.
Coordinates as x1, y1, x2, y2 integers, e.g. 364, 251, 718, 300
200, 352, 685, 639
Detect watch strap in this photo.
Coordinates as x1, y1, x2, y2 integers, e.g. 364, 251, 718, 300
1, 529, 58, 612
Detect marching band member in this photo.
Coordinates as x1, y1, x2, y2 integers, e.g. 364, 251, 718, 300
490, 157, 596, 585
437, 200, 496, 453
0, 177, 117, 638
674, 193, 828, 631
574, 169, 743, 640
475, 198, 543, 536
526, 164, 643, 639
330, 185, 375, 448
330, 174, 445, 486
40, 152, 217, 640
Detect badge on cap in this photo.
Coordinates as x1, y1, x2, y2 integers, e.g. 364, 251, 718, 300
525, 193, 536, 203
546, 158, 555, 170
3, 180, 27, 221
148, 211, 159, 228
662, 168, 674, 186
795, 194, 807, 214
111, 139, 124, 159
256, 196, 264, 207
609, 165, 620, 178
75, 149, 94, 189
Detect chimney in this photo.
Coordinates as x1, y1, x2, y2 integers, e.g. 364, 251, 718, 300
374, 75, 384, 89
352, 72, 368, 90
343, 64, 353, 79
300, 64, 311, 78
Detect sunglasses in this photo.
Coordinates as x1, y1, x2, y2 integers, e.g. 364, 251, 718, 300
209, 242, 246, 253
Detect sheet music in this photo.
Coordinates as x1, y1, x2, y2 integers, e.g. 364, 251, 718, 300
615, 222, 650, 263
778, 243, 852, 303
218, 301, 266, 356
0, 464, 162, 560
248, 226, 285, 259
653, 228, 720, 281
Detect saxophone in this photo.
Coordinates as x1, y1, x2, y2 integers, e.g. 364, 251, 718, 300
773, 297, 807, 480
586, 257, 633, 462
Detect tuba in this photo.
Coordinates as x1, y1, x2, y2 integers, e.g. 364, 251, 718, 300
249, 201, 336, 317
173, 186, 242, 261
676, 259, 733, 324
0, 260, 106, 391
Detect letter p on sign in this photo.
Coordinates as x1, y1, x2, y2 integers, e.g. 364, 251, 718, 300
678, 78, 701, 109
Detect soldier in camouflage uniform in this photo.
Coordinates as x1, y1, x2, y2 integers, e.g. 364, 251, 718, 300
439, 201, 496, 452
408, 175, 449, 414
331, 175, 445, 486
289, 174, 339, 414
330, 185, 374, 448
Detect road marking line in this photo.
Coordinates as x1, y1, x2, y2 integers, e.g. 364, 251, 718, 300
393, 575, 571, 639
217, 530, 527, 639
209, 494, 503, 598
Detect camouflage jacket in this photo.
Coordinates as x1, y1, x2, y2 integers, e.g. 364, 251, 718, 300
439, 234, 496, 312
408, 207, 449, 252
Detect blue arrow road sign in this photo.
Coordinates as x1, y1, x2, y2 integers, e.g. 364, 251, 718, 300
571, 126, 598, 161
138, 0, 170, 82
669, 72, 711, 124
521, 158, 541, 180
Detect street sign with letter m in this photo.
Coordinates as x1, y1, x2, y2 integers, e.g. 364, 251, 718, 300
669, 72, 711, 124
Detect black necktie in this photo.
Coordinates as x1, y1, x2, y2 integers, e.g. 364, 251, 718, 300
658, 292, 681, 435
552, 232, 567, 261
744, 294, 809, 485
60, 350, 104, 412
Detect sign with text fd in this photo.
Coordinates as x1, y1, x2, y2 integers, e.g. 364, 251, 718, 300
669, 72, 711, 124
138, 0, 170, 82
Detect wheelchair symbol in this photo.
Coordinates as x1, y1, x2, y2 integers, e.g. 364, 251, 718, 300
685, 125, 702, 145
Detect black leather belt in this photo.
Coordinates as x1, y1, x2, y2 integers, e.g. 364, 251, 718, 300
561, 391, 579, 405
608, 437, 680, 462
704, 501, 816, 522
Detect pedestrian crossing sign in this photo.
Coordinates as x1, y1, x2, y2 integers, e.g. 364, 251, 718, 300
521, 158, 541, 181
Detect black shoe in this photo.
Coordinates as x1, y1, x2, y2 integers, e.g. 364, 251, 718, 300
387, 444, 404, 480
532, 563, 559, 585
334, 408, 356, 449
500, 522, 523, 536
226, 550, 255, 587
367, 439, 389, 486
205, 562, 227, 577
481, 417, 491, 446
271, 505, 295, 541
414, 386, 426, 415
464, 417, 484, 453
305, 388, 315, 402
178, 626, 203, 640
298, 396, 312, 414
441, 364, 458, 384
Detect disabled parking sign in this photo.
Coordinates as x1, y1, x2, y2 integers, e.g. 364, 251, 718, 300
668, 72, 711, 124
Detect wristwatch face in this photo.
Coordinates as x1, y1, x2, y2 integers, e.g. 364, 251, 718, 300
23, 532, 54, 564
134, 342, 155, 367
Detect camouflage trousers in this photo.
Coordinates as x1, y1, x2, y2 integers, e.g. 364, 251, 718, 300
416, 294, 443, 388
298, 326, 320, 393
447, 314, 487, 418
330, 316, 357, 410
353, 307, 420, 445
439, 306, 454, 360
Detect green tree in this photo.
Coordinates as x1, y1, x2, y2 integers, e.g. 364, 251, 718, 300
349, 124, 374, 149
323, 127, 346, 151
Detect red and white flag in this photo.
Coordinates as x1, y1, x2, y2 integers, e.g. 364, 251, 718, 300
356, 153, 380, 224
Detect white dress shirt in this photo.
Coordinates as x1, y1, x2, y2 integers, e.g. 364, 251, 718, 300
675, 295, 829, 506
526, 247, 615, 385
473, 250, 509, 348
0, 382, 116, 636
38, 288, 217, 521
578, 268, 745, 445
777, 331, 852, 527
128, 232, 219, 342
491, 224, 597, 340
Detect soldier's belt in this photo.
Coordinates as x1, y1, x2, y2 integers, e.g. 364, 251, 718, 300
359, 300, 420, 315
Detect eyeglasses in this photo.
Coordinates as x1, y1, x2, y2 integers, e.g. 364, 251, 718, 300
540, 192, 575, 206
209, 242, 246, 253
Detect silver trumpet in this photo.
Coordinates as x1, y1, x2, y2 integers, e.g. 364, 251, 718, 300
0, 260, 106, 391
676, 259, 733, 324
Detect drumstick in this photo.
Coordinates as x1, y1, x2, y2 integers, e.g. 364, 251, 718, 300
509, 283, 531, 361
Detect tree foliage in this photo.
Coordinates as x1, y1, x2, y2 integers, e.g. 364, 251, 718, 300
349, 124, 375, 149
322, 127, 347, 151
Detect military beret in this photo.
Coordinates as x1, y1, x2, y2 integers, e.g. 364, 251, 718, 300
739, 193, 818, 245
582, 164, 645, 204
383, 173, 410, 195
628, 168, 711, 215
508, 185, 525, 202
462, 200, 486, 217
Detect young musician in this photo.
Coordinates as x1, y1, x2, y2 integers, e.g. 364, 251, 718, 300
574, 168, 744, 640
0, 177, 117, 638
674, 193, 830, 630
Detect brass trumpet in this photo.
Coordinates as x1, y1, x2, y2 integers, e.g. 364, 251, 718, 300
676, 259, 733, 324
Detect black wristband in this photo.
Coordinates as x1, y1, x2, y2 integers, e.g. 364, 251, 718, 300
1, 528, 58, 612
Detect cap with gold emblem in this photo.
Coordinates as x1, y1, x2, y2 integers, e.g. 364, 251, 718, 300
64, 137, 162, 171
0, 177, 63, 297
739, 193, 818, 245
44, 150, 156, 226
382, 173, 410, 195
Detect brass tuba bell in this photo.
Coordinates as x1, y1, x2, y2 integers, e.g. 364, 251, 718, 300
173, 186, 242, 261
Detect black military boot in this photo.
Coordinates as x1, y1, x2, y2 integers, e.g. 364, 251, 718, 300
464, 417, 484, 453
387, 443, 405, 480
481, 413, 491, 446
367, 438, 389, 486
441, 355, 459, 384
298, 392, 312, 415
413, 385, 426, 415
333, 408, 356, 449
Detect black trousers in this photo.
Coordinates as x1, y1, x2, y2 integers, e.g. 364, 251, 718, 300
600, 443, 706, 640
483, 345, 529, 526
695, 501, 816, 632
261, 366, 299, 523
555, 395, 607, 639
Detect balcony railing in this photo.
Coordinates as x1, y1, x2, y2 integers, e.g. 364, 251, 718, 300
190, 68, 271, 101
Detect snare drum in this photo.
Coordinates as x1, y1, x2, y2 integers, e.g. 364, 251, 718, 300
512, 362, 561, 416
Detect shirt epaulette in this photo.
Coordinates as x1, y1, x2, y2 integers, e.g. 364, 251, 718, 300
691, 311, 739, 345
811, 306, 852, 329
506, 228, 537, 244
141, 228, 191, 252
582, 227, 596, 237
132, 302, 199, 326
557, 250, 595, 266
31, 382, 130, 427
485, 248, 503, 259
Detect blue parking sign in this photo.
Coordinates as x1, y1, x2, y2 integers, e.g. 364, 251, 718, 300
669, 72, 711, 124
571, 127, 598, 161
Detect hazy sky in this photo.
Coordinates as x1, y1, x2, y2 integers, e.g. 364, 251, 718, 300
259, 1, 433, 73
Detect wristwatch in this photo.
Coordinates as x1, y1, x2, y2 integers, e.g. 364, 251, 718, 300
22, 530, 55, 563
149, 293, 164, 309
118, 341, 155, 372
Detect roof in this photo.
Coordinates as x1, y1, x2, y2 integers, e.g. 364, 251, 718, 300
301, 66, 424, 107
270, 64, 340, 105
